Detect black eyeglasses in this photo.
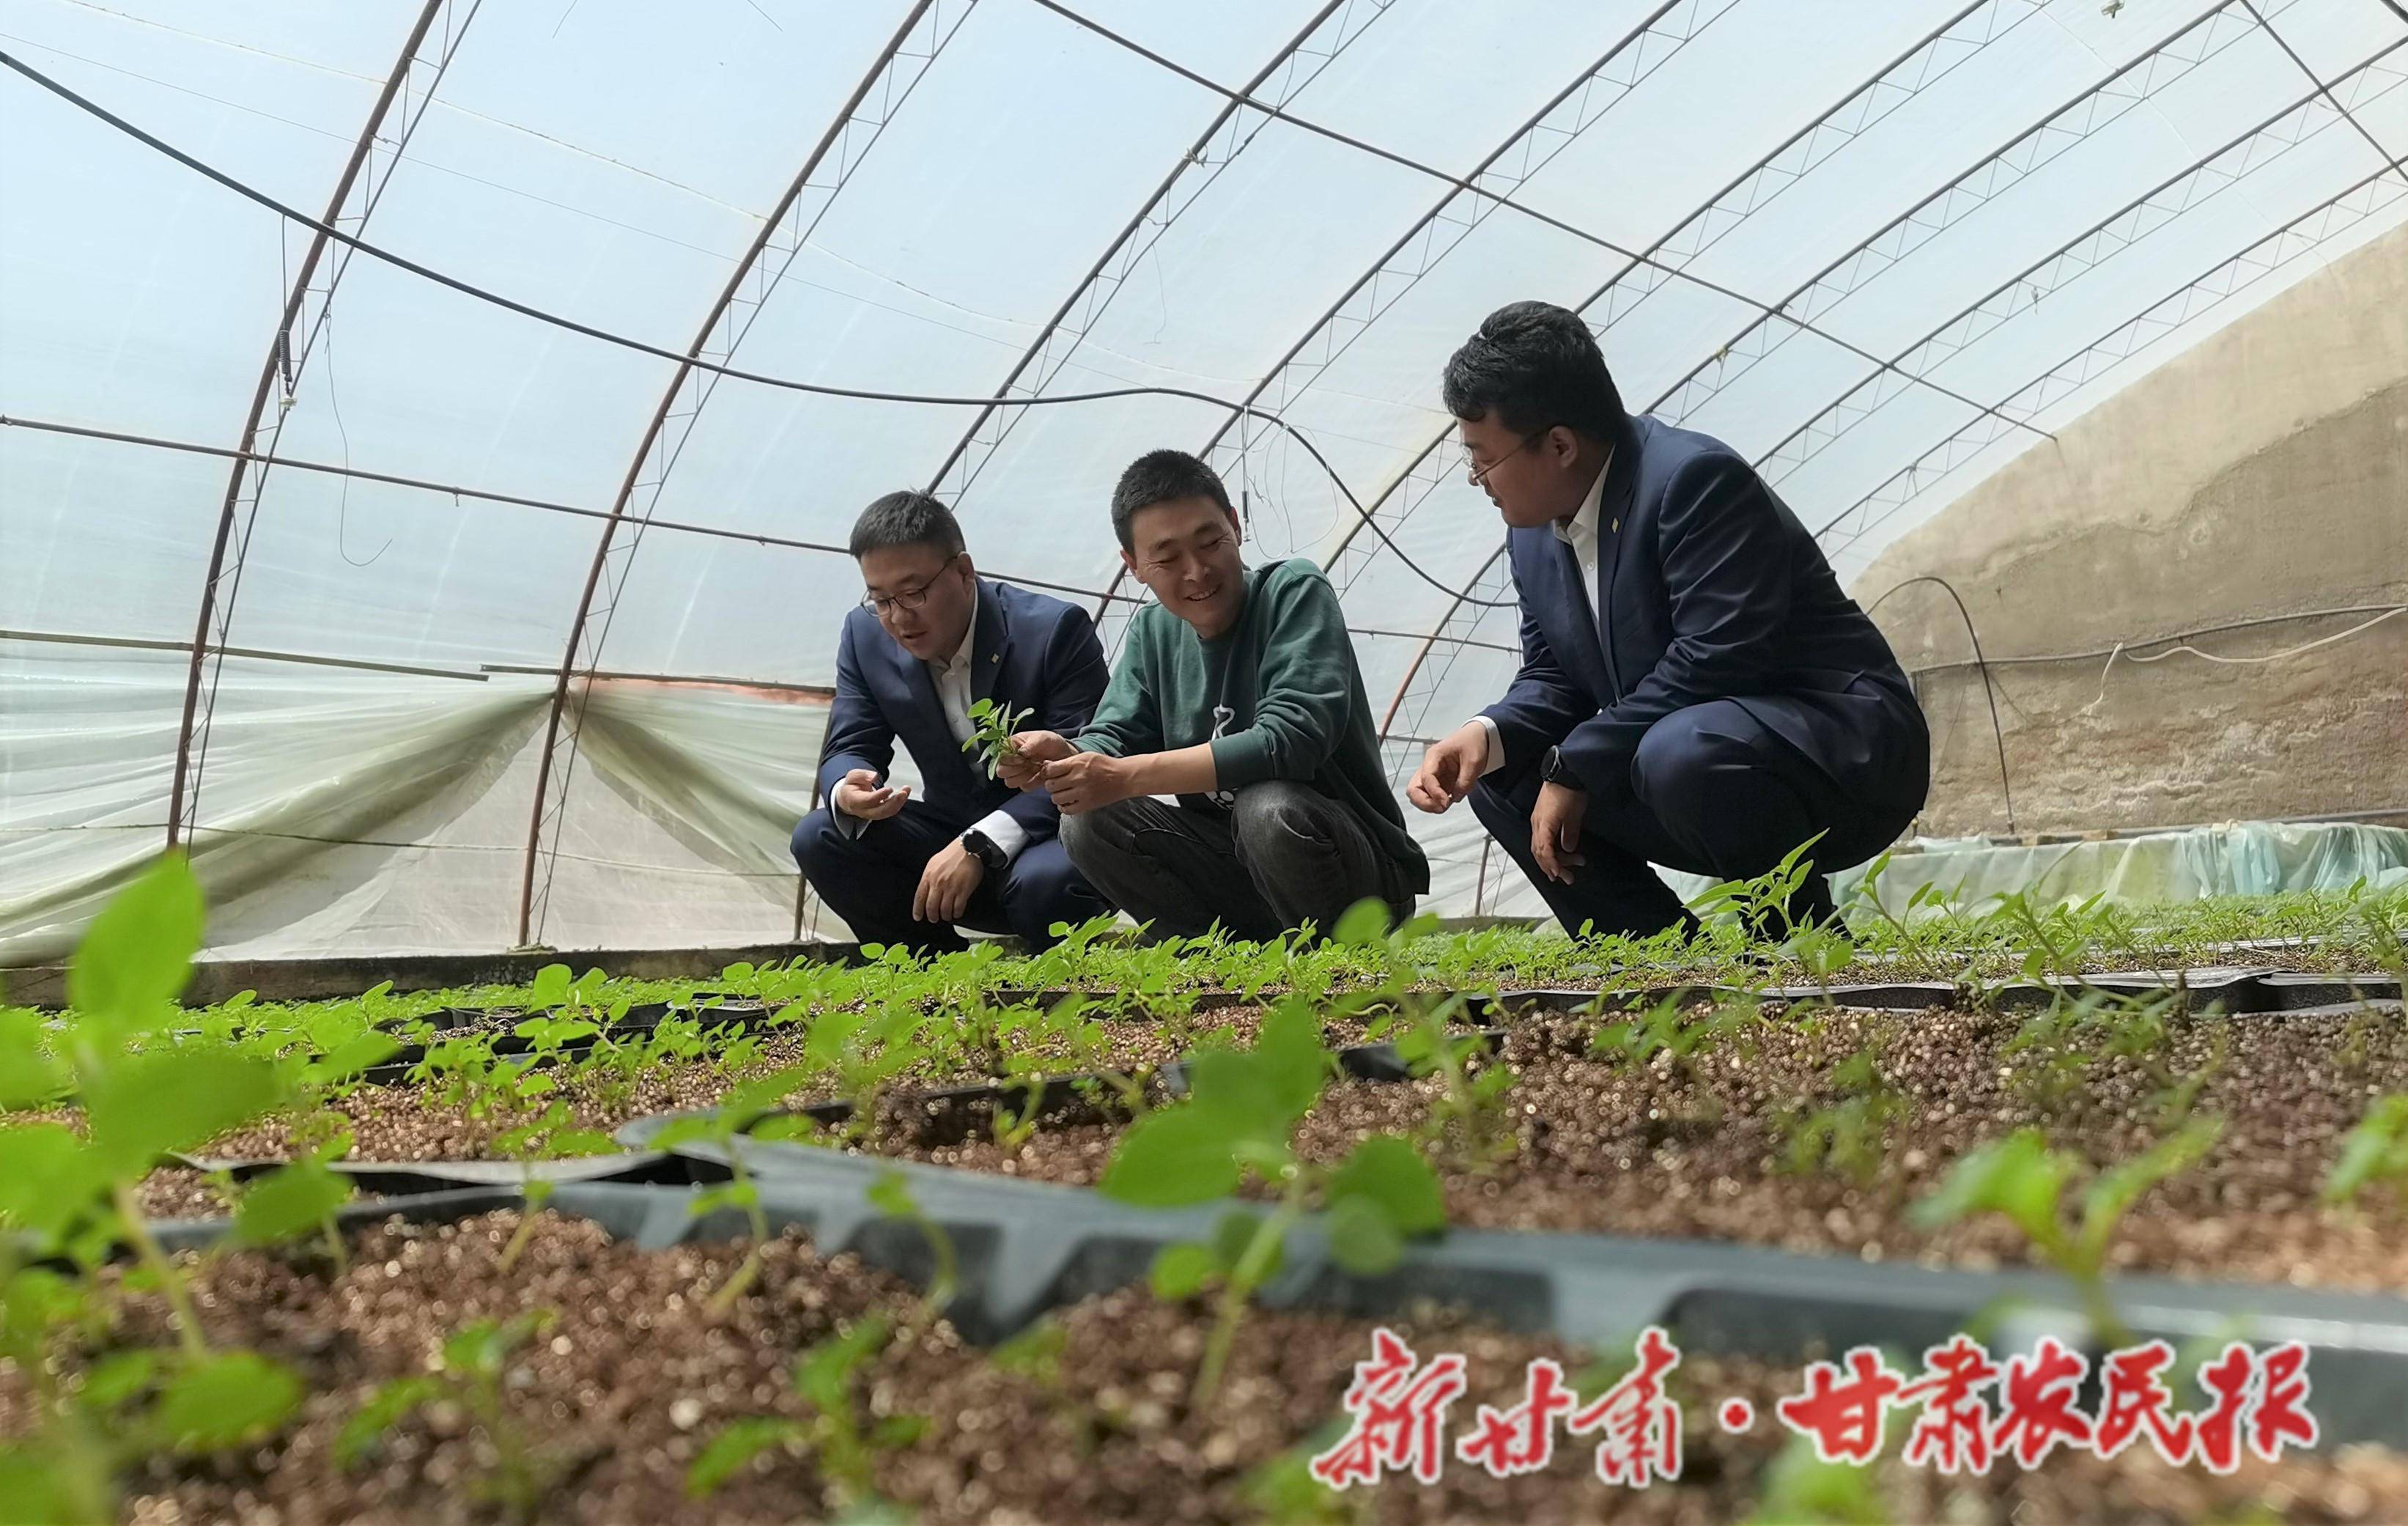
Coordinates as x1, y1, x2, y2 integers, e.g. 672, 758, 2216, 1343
1460, 430, 1546, 487
860, 557, 961, 616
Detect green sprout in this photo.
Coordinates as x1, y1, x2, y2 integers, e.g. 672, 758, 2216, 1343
1911, 1118, 2223, 1346
961, 697, 1034, 780
1099, 997, 1444, 1411
686, 1313, 924, 1510
2323, 1094, 2408, 1209
337, 1311, 560, 1523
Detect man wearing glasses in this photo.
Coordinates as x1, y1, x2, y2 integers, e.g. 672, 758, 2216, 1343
794, 490, 1112, 952
1407, 301, 1929, 937
997, 449, 1428, 940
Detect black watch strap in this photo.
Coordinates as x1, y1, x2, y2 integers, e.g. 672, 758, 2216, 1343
1540, 745, 1576, 788
961, 829, 1006, 871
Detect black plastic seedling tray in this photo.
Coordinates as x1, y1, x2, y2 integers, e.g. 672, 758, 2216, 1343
271, 1158, 2408, 1454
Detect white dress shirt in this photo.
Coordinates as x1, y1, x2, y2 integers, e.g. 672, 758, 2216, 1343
834, 587, 1030, 862
1471, 451, 1613, 777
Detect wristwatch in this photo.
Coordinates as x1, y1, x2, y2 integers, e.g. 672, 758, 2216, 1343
1540, 745, 1580, 789
960, 828, 1007, 872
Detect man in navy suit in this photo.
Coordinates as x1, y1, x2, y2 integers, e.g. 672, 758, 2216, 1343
1407, 301, 1929, 937
794, 490, 1112, 952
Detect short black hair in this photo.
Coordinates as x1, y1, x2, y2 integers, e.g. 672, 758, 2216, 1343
1441, 300, 1625, 441
1110, 449, 1233, 551
849, 489, 964, 561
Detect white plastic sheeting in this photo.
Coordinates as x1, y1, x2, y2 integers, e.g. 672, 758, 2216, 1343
4, 0, 2404, 959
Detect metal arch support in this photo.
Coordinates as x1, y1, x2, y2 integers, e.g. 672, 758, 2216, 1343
1375, 542, 1510, 744
516, 0, 974, 947
165, 0, 477, 849
1307, 0, 2044, 609
1642, 0, 2298, 432
1819, 160, 2408, 564
923, 0, 1394, 506
1082, 0, 1735, 625
1757, 38, 2408, 492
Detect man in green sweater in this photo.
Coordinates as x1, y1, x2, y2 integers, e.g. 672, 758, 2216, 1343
997, 449, 1428, 940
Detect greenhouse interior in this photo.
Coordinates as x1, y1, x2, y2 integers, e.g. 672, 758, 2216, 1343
2, 0, 2405, 1521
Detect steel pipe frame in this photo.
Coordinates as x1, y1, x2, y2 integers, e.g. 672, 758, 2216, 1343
923, 0, 1394, 506
1354, 0, 2067, 751
1366, 0, 2394, 756
517, 0, 975, 947
165, 0, 478, 849
1306, 0, 2062, 626
1371, 152, 2408, 770
1754, 34, 2408, 494
1819, 158, 2408, 565
1076, 0, 1737, 635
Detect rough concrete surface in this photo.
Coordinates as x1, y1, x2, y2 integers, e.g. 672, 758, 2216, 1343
1860, 222, 2408, 836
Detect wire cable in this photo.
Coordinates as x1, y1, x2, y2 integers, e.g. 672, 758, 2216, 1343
1864, 574, 2017, 836
0, 47, 1518, 611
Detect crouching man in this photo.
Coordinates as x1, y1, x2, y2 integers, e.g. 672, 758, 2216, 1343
794, 490, 1113, 953
997, 450, 1428, 941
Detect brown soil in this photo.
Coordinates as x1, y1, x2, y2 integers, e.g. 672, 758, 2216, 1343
852, 1004, 2408, 1292
29, 1210, 2392, 1525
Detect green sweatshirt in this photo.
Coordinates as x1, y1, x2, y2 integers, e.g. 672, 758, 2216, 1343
1074, 559, 1430, 893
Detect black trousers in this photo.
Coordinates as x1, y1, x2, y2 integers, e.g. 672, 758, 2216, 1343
791, 802, 1109, 953
1471, 698, 1921, 938
1058, 781, 1413, 943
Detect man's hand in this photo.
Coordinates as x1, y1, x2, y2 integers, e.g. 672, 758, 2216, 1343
831, 767, 909, 821
1041, 751, 1136, 815
997, 730, 1076, 790
1406, 721, 1490, 814
912, 837, 984, 924
1530, 781, 1588, 885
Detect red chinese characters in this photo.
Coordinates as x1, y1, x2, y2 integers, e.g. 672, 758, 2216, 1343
1310, 1327, 1469, 1488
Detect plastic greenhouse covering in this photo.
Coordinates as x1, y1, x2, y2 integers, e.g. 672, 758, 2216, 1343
4, 0, 2404, 962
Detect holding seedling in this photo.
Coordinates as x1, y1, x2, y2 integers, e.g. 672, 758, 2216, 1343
961, 697, 1033, 781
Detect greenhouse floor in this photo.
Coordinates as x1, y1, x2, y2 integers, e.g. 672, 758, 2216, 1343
7, 880, 2407, 1524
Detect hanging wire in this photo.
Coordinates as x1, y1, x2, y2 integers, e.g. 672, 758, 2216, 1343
1863, 575, 2017, 836
0, 49, 1519, 611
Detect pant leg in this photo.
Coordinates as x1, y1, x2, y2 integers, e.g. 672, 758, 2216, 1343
961, 835, 1114, 948
1057, 796, 1283, 942
791, 801, 967, 954
1469, 761, 1692, 939
1630, 699, 1899, 928
1227, 780, 1411, 935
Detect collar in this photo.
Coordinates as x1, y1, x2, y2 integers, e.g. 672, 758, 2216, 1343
1551, 443, 1614, 547
934, 584, 978, 677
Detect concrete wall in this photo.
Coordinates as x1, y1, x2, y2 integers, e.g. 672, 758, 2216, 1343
1858, 222, 2408, 836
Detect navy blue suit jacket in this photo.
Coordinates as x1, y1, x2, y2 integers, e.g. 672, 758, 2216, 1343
1482, 414, 1926, 805
817, 579, 1108, 840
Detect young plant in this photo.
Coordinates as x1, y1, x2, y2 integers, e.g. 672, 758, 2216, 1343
1773, 1047, 1900, 1187
865, 1169, 959, 1324
1099, 999, 1445, 1409
490, 1101, 618, 1272
650, 1064, 824, 1312
1911, 1118, 2223, 1346
686, 1313, 924, 1511
338, 1311, 560, 1522
961, 697, 1034, 780
1686, 834, 1828, 948
1370, 994, 1515, 1172
2322, 1094, 2408, 1209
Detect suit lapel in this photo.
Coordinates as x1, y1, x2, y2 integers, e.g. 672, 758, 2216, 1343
970, 579, 1010, 708
1595, 416, 1643, 701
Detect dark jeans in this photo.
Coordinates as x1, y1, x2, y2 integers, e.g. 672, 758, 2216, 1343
1471, 699, 1918, 939
1057, 781, 1412, 943
791, 801, 1109, 954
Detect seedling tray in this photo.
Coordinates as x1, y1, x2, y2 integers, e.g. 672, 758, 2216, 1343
309, 1162, 2408, 1453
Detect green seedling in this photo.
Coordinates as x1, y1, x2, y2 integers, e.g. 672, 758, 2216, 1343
232, 1137, 358, 1272
961, 697, 1034, 780
1100, 997, 1444, 1410
2323, 1094, 2408, 1209
687, 1313, 924, 1511
1370, 994, 1515, 1172
651, 1064, 824, 1312
490, 1102, 617, 1272
1745, 1431, 1888, 1525
338, 1311, 559, 1523
1912, 1118, 2223, 1346
1687, 834, 1828, 948
864, 1170, 958, 1324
